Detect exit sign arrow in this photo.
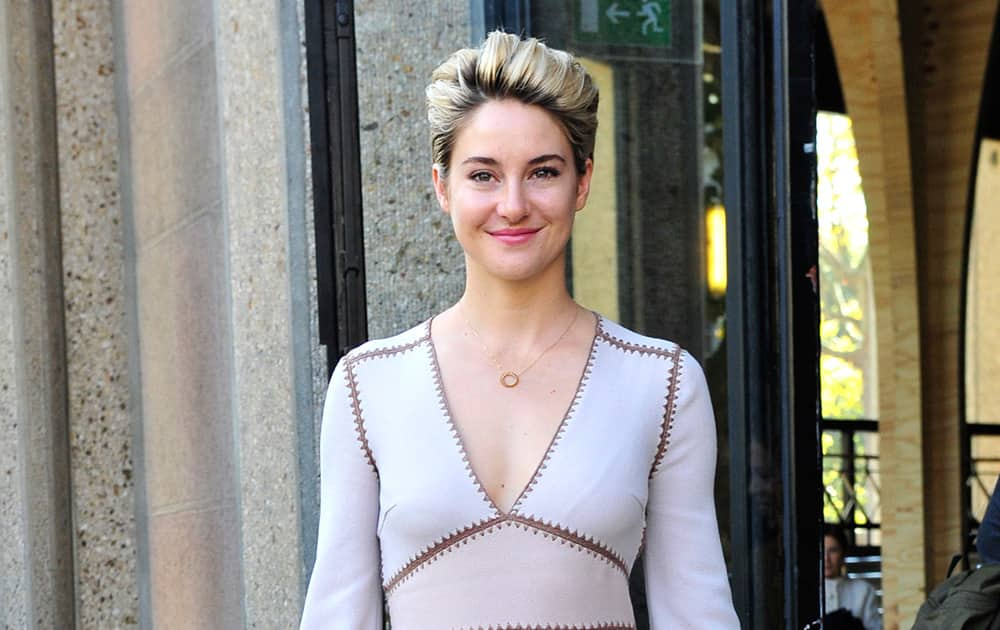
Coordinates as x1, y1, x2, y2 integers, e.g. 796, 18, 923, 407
606, 2, 630, 24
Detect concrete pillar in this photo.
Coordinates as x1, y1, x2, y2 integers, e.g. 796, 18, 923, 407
0, 2, 75, 627
51, 0, 139, 624
115, 0, 315, 625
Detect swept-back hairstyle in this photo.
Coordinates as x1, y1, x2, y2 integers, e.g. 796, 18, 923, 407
426, 30, 599, 176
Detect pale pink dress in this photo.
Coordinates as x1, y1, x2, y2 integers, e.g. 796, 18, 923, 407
300, 316, 739, 629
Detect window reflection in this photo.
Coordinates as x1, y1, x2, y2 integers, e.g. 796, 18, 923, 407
817, 112, 882, 616
817, 112, 878, 421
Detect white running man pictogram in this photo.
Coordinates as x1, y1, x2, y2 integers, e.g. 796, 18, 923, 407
639, 2, 665, 36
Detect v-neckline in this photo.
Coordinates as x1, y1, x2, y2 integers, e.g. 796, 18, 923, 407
426, 313, 603, 517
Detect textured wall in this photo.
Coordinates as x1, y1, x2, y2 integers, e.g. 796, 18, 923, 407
355, 1, 469, 338
51, 0, 138, 626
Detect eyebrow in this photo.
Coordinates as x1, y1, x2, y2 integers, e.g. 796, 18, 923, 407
460, 154, 568, 167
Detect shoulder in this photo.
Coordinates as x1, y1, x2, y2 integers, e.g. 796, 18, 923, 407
340, 319, 432, 368
595, 316, 685, 360
594, 316, 703, 381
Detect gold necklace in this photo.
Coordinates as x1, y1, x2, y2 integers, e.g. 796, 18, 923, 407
460, 306, 580, 388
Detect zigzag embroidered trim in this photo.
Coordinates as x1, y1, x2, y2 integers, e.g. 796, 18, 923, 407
460, 624, 635, 629
383, 516, 505, 594
595, 326, 677, 359
383, 514, 629, 595
426, 319, 500, 514
343, 361, 376, 472
649, 346, 684, 479
509, 319, 601, 513
342, 329, 429, 473
347, 328, 430, 365
507, 514, 628, 575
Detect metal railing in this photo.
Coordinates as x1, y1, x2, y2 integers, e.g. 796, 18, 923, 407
822, 418, 880, 545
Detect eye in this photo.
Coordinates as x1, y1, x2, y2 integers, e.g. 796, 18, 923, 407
470, 171, 495, 183
531, 166, 561, 180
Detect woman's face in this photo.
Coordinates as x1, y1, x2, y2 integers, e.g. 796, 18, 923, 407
824, 534, 845, 578
432, 99, 593, 284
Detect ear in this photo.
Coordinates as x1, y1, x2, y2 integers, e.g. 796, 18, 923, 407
575, 158, 594, 211
432, 164, 450, 214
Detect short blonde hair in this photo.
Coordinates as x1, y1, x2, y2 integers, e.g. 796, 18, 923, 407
426, 31, 599, 175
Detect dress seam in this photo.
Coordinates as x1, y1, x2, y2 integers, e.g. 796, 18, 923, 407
343, 359, 377, 472
509, 513, 628, 575
427, 316, 500, 515
649, 346, 684, 479
342, 325, 430, 472
596, 326, 676, 359
509, 313, 602, 512
383, 512, 629, 595
383, 516, 506, 594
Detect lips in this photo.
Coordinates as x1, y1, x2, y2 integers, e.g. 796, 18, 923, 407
489, 227, 541, 245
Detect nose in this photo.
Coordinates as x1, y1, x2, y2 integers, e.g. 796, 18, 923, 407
497, 180, 529, 223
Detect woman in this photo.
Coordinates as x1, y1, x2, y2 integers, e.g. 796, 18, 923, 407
300, 31, 739, 629
824, 524, 881, 630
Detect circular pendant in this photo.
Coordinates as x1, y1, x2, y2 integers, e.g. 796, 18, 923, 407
500, 371, 520, 388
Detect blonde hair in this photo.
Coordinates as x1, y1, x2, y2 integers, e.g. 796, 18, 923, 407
426, 31, 599, 175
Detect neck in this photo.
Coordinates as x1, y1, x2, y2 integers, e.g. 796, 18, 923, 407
458, 256, 577, 348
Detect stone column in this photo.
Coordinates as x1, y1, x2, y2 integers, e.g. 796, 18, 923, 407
52, 0, 139, 625
114, 0, 315, 625
215, 0, 312, 624
0, 2, 75, 627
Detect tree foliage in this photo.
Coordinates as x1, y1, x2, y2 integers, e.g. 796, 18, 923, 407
817, 112, 874, 420
817, 112, 881, 529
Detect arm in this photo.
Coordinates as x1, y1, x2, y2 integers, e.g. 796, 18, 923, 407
644, 351, 740, 629
300, 357, 384, 629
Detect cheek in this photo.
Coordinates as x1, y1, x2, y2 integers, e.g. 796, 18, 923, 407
532, 186, 579, 214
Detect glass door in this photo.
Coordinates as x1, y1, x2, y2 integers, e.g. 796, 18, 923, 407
526, 4, 730, 627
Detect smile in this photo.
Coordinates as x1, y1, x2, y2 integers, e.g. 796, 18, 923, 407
489, 227, 541, 245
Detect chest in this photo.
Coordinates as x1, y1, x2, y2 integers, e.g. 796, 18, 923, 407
362, 339, 669, 515
360, 339, 673, 576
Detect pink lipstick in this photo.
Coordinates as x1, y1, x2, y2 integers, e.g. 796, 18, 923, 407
490, 227, 540, 245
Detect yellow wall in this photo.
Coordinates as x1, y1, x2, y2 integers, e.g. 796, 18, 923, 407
571, 58, 619, 320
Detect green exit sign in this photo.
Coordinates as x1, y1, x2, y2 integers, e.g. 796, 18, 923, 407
575, 0, 672, 48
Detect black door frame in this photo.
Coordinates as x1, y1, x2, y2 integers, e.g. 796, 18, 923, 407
305, 0, 369, 373
722, 1, 821, 627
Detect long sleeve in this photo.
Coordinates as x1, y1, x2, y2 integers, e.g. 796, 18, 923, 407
300, 356, 384, 629
643, 351, 739, 629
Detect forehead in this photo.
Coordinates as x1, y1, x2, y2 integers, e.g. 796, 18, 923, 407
451, 99, 571, 159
